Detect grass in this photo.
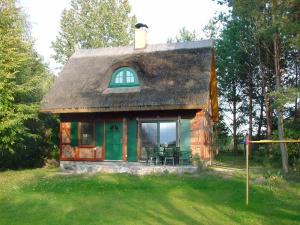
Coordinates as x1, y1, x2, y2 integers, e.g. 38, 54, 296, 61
0, 167, 299, 225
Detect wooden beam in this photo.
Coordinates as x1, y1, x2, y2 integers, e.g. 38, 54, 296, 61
39, 104, 208, 114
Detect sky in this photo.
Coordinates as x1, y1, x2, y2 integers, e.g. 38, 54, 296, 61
20, 0, 226, 74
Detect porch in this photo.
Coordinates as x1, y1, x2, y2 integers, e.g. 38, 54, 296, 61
60, 161, 197, 175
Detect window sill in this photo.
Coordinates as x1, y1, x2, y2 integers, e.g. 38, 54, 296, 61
102, 86, 141, 94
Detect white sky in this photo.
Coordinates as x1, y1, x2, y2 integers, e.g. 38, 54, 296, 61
20, 0, 226, 74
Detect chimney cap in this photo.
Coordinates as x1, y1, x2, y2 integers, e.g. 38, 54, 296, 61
135, 23, 148, 29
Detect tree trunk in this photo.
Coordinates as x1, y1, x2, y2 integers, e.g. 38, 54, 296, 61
295, 51, 299, 119
274, 34, 289, 173
249, 85, 253, 139
265, 48, 273, 140
233, 100, 238, 153
257, 44, 264, 139
257, 84, 264, 139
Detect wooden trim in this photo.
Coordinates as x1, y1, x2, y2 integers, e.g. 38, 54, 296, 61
100, 118, 123, 122
177, 116, 181, 147
102, 122, 105, 161
59, 122, 62, 161
139, 117, 179, 122
75, 147, 79, 159
136, 118, 140, 161
40, 104, 208, 114
209, 47, 219, 122
78, 145, 96, 148
60, 158, 102, 162
122, 118, 127, 161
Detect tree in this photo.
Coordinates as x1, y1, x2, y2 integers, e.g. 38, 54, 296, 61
52, 0, 136, 65
215, 0, 300, 172
216, 17, 252, 153
0, 0, 57, 169
167, 27, 198, 43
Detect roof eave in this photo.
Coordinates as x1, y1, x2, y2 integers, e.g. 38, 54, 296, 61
39, 104, 208, 114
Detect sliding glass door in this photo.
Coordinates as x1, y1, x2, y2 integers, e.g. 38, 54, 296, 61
140, 121, 177, 160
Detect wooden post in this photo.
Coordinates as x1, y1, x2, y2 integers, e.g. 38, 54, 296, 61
136, 118, 140, 161
246, 135, 250, 206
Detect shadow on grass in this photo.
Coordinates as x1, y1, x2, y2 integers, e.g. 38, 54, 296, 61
0, 172, 299, 225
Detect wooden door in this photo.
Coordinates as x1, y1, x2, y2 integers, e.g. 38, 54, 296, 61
105, 121, 122, 160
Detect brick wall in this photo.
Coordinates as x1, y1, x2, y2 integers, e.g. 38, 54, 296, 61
190, 111, 213, 161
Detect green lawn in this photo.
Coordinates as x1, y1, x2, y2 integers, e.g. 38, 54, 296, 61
0, 168, 299, 225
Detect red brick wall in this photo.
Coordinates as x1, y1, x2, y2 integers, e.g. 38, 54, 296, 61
190, 111, 213, 162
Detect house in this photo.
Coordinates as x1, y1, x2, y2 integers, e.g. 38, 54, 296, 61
40, 26, 218, 172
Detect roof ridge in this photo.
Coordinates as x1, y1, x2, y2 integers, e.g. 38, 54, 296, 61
72, 39, 214, 58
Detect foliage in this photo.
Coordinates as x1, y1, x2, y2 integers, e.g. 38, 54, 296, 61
191, 154, 206, 171
0, 168, 299, 224
214, 0, 299, 171
270, 87, 300, 109
215, 16, 256, 151
52, 0, 136, 65
0, 0, 58, 169
263, 170, 285, 189
167, 27, 198, 43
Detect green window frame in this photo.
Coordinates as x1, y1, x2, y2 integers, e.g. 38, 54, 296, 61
109, 67, 139, 87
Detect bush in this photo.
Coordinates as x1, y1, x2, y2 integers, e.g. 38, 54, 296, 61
263, 170, 285, 189
192, 154, 206, 172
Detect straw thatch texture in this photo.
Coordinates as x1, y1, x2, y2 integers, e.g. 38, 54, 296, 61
41, 40, 213, 113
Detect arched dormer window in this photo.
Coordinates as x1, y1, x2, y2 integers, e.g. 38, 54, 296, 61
109, 67, 139, 87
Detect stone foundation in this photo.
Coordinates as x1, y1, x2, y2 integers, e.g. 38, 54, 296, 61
60, 161, 198, 175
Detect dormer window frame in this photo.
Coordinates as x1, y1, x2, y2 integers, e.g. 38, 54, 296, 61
109, 67, 140, 88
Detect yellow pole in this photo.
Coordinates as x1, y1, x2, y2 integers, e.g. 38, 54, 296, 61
246, 135, 249, 206
249, 140, 300, 143
243, 138, 299, 206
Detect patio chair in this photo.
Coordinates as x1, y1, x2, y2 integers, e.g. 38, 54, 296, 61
179, 151, 191, 165
140, 147, 148, 162
174, 147, 180, 165
164, 147, 175, 166
146, 147, 157, 165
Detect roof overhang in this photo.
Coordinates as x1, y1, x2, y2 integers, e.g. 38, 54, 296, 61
39, 104, 208, 114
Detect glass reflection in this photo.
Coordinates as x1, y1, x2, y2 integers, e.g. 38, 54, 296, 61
160, 122, 176, 147
141, 123, 157, 147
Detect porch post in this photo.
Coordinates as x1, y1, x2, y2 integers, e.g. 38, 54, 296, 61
122, 118, 127, 161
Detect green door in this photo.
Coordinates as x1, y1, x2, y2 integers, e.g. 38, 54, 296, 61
105, 121, 122, 160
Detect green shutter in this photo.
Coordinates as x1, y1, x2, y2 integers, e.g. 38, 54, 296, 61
70, 122, 78, 147
180, 119, 190, 152
95, 121, 104, 146
127, 119, 137, 161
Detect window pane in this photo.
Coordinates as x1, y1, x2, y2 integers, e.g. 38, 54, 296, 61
141, 123, 158, 147
80, 122, 94, 145
141, 123, 157, 161
115, 73, 123, 83
126, 71, 134, 83
160, 122, 176, 147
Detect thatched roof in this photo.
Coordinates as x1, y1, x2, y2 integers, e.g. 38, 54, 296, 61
40, 39, 218, 121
